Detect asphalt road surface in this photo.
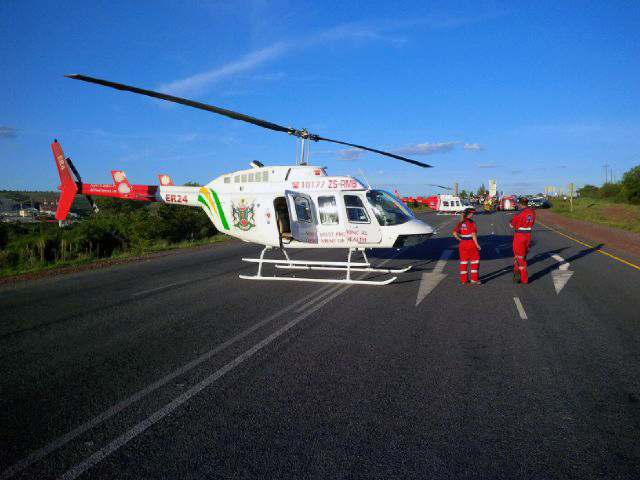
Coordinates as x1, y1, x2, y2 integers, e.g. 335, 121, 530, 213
1, 211, 639, 479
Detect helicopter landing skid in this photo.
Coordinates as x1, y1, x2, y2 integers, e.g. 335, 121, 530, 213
239, 247, 406, 285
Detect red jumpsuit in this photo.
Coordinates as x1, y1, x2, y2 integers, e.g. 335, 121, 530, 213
510, 207, 536, 283
454, 219, 479, 283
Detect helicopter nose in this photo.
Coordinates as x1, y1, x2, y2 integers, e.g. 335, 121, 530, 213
392, 219, 434, 248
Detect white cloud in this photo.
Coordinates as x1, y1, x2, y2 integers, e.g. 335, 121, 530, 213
392, 141, 457, 156
339, 148, 365, 161
157, 17, 479, 98
463, 143, 483, 151
478, 163, 499, 168
159, 42, 290, 96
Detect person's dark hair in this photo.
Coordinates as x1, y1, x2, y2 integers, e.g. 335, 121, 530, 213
458, 207, 474, 225
519, 197, 528, 206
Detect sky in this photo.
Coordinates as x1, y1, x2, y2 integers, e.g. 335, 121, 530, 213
1, 0, 639, 196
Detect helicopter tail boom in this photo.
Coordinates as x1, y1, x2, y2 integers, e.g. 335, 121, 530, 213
51, 140, 168, 220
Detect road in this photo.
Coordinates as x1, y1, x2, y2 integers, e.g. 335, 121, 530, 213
1, 211, 639, 479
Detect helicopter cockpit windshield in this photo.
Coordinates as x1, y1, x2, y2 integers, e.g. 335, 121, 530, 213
366, 190, 414, 226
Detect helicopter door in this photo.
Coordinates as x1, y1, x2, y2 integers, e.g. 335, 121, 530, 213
285, 190, 318, 243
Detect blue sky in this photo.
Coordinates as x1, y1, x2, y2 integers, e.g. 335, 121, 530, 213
1, 0, 639, 196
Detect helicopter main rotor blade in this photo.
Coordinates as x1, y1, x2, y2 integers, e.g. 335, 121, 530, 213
426, 183, 452, 190
65, 74, 292, 135
66, 74, 433, 168
316, 136, 432, 168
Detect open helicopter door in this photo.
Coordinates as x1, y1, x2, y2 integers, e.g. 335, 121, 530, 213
285, 190, 318, 243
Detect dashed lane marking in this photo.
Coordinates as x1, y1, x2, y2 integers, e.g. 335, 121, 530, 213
540, 221, 640, 271
513, 297, 528, 319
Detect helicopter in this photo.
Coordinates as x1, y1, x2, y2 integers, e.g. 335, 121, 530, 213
53, 74, 436, 285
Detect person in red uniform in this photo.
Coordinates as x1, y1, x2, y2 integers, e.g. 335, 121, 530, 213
509, 197, 536, 283
453, 207, 481, 284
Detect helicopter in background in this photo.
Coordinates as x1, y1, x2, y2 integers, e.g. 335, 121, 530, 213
54, 75, 436, 285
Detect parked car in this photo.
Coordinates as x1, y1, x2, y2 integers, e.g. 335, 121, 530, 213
529, 197, 550, 208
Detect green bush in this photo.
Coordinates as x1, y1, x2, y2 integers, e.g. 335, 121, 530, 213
0, 200, 221, 276
621, 165, 640, 204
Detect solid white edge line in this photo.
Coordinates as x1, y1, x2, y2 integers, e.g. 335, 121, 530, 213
513, 297, 528, 320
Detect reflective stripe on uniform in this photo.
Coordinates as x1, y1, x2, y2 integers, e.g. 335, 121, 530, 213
460, 235, 473, 239
518, 266, 526, 270
470, 260, 479, 264
460, 261, 469, 264
515, 255, 524, 259
470, 270, 478, 273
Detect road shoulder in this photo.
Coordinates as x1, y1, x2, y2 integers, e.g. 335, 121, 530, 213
537, 209, 640, 265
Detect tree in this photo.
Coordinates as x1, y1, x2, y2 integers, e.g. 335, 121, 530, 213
599, 182, 622, 200
477, 184, 486, 196
578, 184, 599, 197
621, 165, 640, 204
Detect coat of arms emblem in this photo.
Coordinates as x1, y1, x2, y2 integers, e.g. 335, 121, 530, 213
232, 199, 256, 231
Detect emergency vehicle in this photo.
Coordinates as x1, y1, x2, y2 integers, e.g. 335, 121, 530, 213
498, 195, 517, 211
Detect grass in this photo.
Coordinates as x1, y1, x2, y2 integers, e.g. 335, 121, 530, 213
549, 197, 640, 233
0, 234, 233, 279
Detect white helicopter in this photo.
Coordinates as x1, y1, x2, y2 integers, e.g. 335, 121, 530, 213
53, 74, 436, 285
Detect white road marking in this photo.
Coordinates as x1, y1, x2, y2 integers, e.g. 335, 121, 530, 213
60, 280, 359, 480
433, 250, 452, 274
513, 297, 528, 319
416, 250, 452, 306
0, 283, 333, 480
549, 254, 573, 294
550, 253, 570, 271
295, 283, 342, 312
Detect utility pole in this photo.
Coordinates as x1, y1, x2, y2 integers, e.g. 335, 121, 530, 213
603, 162, 610, 184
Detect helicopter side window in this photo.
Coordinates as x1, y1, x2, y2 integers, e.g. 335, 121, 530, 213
294, 196, 312, 223
248, 173, 254, 182
344, 195, 370, 224
262, 171, 269, 182
241, 174, 247, 183
234, 176, 240, 183
318, 196, 339, 225
443, 201, 450, 207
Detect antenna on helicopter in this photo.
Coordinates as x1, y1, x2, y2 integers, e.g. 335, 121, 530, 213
65, 74, 433, 169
